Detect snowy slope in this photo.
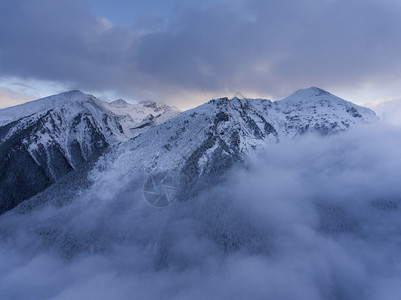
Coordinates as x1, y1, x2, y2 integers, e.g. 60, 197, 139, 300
274, 87, 376, 136
100, 99, 180, 138
88, 87, 378, 202
0, 91, 179, 213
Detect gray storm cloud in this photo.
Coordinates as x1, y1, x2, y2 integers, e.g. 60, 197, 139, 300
1, 0, 401, 103
1, 121, 401, 299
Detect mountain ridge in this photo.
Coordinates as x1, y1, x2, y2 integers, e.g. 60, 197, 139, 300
85, 89, 378, 205
0, 87, 378, 212
0, 91, 180, 213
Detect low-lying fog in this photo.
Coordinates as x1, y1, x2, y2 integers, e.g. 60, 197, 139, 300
1, 118, 401, 299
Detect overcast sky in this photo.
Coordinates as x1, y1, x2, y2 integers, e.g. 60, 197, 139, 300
1, 0, 401, 108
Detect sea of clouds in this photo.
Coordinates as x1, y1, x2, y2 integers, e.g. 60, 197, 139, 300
1, 119, 401, 299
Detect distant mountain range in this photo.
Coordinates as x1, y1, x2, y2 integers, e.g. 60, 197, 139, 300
0, 87, 377, 213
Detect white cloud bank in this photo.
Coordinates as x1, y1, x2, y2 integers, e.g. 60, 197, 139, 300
1, 121, 401, 299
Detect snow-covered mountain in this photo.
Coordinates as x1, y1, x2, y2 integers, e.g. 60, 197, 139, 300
102, 98, 181, 138
1, 87, 378, 212
0, 90, 180, 213
81, 87, 377, 205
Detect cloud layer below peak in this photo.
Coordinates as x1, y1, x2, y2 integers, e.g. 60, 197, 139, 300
1, 121, 401, 299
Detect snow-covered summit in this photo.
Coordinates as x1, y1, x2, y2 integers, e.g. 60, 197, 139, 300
278, 86, 372, 109
281, 87, 332, 103
0, 90, 92, 126
100, 98, 181, 138
109, 99, 128, 106
275, 87, 376, 126
103, 98, 180, 123
278, 87, 373, 113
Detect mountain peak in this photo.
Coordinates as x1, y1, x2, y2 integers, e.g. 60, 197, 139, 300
279, 87, 342, 104
289, 86, 329, 98
51, 89, 89, 100
138, 100, 161, 107
304, 86, 329, 94
45, 90, 92, 103
138, 100, 180, 113
63, 89, 85, 95
110, 99, 128, 106
0, 90, 96, 126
